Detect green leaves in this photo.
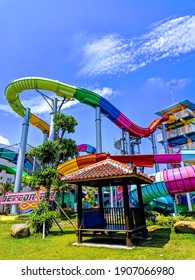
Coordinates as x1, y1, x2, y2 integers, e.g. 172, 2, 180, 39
27, 112, 78, 200
28, 140, 57, 167
55, 138, 78, 166
29, 202, 57, 234
29, 166, 59, 187
53, 112, 78, 139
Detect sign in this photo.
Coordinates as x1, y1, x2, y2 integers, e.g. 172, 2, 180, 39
0, 190, 56, 211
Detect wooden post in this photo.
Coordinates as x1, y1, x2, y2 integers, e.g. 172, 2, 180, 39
123, 183, 134, 247
98, 186, 103, 212
136, 182, 148, 238
77, 183, 83, 243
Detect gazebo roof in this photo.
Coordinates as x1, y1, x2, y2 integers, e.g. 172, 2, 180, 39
61, 158, 154, 187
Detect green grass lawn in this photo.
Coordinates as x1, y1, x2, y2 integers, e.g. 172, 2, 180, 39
0, 219, 194, 260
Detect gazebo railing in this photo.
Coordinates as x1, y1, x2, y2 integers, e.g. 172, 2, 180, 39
103, 207, 124, 226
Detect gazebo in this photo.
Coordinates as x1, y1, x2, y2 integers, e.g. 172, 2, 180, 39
61, 156, 154, 248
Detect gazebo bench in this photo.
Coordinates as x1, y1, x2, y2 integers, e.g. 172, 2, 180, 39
79, 209, 148, 239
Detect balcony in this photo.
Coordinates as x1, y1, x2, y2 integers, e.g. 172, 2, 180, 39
157, 124, 195, 144
173, 109, 194, 120
159, 141, 195, 154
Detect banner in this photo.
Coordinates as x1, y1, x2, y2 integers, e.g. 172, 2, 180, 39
0, 189, 56, 211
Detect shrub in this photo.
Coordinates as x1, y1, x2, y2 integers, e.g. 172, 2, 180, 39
180, 211, 195, 218
154, 214, 194, 227
29, 202, 57, 235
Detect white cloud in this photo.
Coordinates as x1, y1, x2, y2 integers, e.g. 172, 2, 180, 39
78, 34, 127, 76
0, 135, 10, 145
22, 96, 51, 114
167, 78, 193, 90
79, 15, 195, 76
22, 96, 79, 115
144, 77, 192, 91
0, 104, 16, 115
93, 87, 114, 98
61, 99, 79, 110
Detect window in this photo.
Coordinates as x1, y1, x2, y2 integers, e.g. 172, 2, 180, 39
7, 178, 12, 183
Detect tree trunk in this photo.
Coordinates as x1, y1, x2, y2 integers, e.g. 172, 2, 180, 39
45, 185, 50, 202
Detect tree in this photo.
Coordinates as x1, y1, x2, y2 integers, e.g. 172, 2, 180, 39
28, 112, 78, 201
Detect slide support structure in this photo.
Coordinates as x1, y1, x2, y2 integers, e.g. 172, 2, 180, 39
11, 107, 30, 216
161, 123, 172, 169
173, 196, 178, 216
48, 97, 58, 141
150, 133, 160, 173
125, 131, 131, 155
186, 193, 193, 211
95, 106, 102, 153
122, 129, 129, 154
43, 133, 48, 142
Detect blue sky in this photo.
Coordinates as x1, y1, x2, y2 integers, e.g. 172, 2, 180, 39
0, 0, 195, 156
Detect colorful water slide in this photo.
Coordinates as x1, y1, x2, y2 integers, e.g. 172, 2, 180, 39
0, 147, 32, 171
130, 164, 195, 213
129, 149, 195, 212
78, 144, 96, 154
4, 77, 175, 138
57, 150, 193, 175
4, 77, 195, 212
57, 150, 195, 213
0, 164, 30, 184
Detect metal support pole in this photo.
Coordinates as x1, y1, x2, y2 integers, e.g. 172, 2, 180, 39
186, 193, 193, 211
121, 129, 128, 154
48, 97, 58, 141
10, 108, 31, 216
43, 133, 48, 142
95, 106, 102, 153
137, 141, 141, 154
125, 131, 131, 154
32, 157, 36, 172
130, 142, 135, 155
151, 133, 160, 172
173, 196, 178, 216
161, 123, 172, 169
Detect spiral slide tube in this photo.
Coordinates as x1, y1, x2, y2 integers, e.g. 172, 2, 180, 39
0, 147, 33, 170
57, 151, 195, 213
57, 149, 194, 175
0, 164, 30, 184
130, 165, 195, 212
77, 144, 96, 154
4, 77, 174, 138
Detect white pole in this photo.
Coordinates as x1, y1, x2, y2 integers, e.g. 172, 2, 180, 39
43, 214, 46, 239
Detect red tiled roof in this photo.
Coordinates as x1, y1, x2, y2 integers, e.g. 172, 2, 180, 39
61, 158, 153, 184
